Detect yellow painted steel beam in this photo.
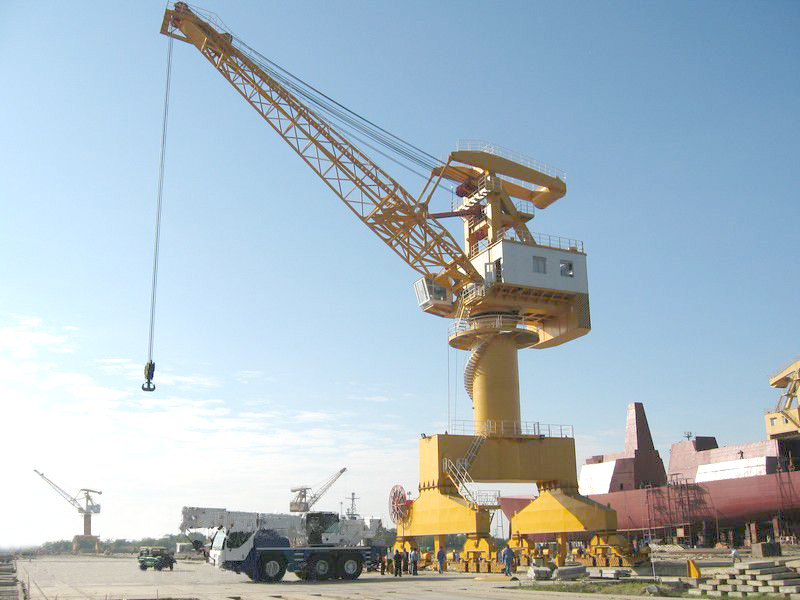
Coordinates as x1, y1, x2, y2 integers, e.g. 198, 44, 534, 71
509, 489, 617, 536
396, 488, 491, 538
160, 4, 481, 296
771, 359, 800, 388
418, 434, 578, 487
450, 150, 566, 208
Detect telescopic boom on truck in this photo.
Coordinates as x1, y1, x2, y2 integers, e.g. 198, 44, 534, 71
179, 505, 381, 582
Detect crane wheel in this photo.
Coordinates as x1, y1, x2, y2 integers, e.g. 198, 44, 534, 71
337, 554, 363, 580
259, 553, 287, 583
308, 555, 334, 580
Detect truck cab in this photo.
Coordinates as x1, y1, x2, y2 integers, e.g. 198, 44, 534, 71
301, 511, 340, 545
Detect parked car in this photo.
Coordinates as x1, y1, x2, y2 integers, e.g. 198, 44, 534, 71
138, 546, 176, 571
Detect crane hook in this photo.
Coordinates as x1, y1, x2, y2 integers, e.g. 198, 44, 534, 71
142, 361, 156, 392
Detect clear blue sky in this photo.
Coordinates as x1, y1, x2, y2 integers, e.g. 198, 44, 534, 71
1, 1, 798, 546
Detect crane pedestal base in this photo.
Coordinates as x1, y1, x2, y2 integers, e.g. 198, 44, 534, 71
393, 433, 621, 563
72, 535, 100, 554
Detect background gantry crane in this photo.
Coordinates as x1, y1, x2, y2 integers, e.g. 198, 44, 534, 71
289, 467, 346, 513
34, 469, 102, 553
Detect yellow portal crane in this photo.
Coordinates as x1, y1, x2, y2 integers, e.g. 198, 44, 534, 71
160, 2, 615, 565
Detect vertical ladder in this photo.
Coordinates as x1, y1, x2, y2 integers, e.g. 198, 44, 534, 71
458, 432, 487, 471
775, 456, 796, 537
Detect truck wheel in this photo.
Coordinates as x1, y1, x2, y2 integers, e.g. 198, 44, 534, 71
260, 553, 287, 583
139, 563, 147, 571
308, 555, 334, 580
338, 554, 363, 580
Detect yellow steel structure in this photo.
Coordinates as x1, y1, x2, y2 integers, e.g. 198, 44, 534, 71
766, 358, 800, 439
159, 4, 480, 298
161, 3, 618, 563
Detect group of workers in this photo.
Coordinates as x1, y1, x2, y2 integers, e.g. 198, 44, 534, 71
378, 545, 517, 577
379, 547, 448, 576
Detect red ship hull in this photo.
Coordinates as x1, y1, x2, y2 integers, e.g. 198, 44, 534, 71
500, 470, 800, 532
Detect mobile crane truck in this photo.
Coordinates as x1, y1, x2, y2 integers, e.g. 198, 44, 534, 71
180, 506, 382, 582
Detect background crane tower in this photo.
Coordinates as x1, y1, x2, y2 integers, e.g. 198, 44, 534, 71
289, 467, 346, 513
34, 470, 102, 553
159, 2, 619, 565
767, 358, 800, 439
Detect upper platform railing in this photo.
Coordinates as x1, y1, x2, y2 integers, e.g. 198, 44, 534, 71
469, 228, 584, 255
447, 419, 574, 439
456, 139, 567, 182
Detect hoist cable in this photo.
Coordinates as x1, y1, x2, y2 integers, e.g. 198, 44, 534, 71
234, 38, 444, 174
184, 4, 446, 182
142, 36, 174, 393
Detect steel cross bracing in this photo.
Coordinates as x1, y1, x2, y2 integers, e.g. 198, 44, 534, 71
161, 5, 481, 295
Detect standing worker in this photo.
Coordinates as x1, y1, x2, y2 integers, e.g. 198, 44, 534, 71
393, 548, 403, 577
410, 547, 418, 576
502, 546, 515, 576
437, 547, 447, 573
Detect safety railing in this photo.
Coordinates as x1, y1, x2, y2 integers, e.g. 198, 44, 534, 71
771, 356, 800, 379
446, 419, 574, 439
442, 457, 501, 508
449, 314, 523, 339
458, 283, 487, 306
470, 490, 502, 508
457, 139, 567, 182
468, 229, 584, 256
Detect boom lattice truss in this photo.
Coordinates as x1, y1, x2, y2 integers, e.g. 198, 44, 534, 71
161, 4, 480, 294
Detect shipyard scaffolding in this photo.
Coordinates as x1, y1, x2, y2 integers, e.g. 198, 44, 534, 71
643, 477, 715, 546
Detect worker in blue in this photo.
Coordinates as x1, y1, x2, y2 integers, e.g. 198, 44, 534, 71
502, 545, 515, 576
436, 547, 447, 573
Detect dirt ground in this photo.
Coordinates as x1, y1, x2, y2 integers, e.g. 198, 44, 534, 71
14, 555, 572, 600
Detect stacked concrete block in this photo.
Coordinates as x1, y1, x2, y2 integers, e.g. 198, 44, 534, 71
689, 560, 800, 597
752, 542, 782, 558
0, 557, 21, 600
